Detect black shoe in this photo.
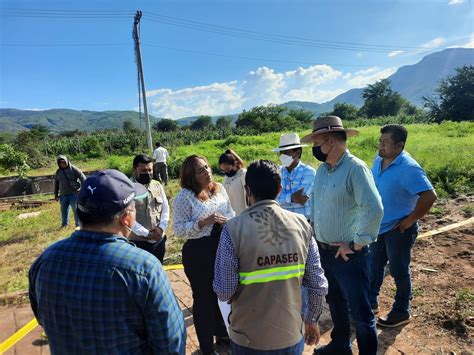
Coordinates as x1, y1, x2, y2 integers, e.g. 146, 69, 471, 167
371, 304, 379, 315
215, 335, 230, 345
313, 344, 352, 355
377, 311, 411, 328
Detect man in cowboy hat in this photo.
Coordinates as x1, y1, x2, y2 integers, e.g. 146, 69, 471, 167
273, 132, 316, 221
301, 116, 383, 355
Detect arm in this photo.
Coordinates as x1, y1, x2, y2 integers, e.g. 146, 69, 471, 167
28, 257, 41, 323
396, 189, 437, 232
302, 237, 328, 346
131, 221, 150, 237
172, 191, 202, 239
213, 225, 239, 302
144, 263, 186, 354
303, 238, 328, 324
158, 184, 170, 231
276, 172, 293, 206
352, 165, 384, 246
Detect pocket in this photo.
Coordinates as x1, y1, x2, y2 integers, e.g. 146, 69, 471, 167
228, 328, 251, 347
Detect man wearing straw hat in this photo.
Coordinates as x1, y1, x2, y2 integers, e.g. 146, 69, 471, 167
273, 132, 316, 221
301, 116, 383, 355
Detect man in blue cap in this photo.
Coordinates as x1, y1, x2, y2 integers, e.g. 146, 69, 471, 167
29, 169, 186, 354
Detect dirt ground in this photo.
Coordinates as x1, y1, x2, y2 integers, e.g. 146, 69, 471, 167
1, 196, 473, 354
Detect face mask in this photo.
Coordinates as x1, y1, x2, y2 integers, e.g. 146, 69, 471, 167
280, 154, 294, 168
136, 173, 152, 185
224, 170, 237, 177
312, 146, 328, 162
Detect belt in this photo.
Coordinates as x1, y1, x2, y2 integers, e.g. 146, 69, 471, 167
316, 241, 340, 251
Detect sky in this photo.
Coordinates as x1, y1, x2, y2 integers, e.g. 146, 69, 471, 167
0, 0, 473, 119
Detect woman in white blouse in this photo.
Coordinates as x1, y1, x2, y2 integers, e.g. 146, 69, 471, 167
173, 155, 234, 355
218, 149, 248, 215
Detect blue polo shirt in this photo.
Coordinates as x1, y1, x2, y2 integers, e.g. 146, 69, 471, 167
372, 151, 433, 234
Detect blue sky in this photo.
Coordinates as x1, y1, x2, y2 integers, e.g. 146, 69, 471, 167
0, 0, 473, 119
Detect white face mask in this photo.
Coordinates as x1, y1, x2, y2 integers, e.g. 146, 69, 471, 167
280, 154, 294, 168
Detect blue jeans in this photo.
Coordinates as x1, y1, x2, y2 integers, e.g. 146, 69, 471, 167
369, 224, 418, 315
60, 194, 79, 227
320, 246, 377, 355
230, 337, 304, 355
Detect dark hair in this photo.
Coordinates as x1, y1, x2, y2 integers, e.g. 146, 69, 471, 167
179, 155, 219, 200
381, 124, 408, 144
218, 149, 245, 168
245, 160, 281, 201
133, 154, 153, 168
327, 131, 347, 142
155, 142, 161, 147
77, 206, 124, 228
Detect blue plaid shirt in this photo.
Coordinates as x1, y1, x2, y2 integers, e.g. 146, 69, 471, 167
213, 225, 328, 324
29, 230, 186, 354
277, 162, 316, 220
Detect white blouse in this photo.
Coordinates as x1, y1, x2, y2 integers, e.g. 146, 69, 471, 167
172, 183, 235, 239
223, 168, 247, 215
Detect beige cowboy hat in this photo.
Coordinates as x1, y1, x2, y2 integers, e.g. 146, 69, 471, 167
301, 116, 359, 143
272, 132, 308, 152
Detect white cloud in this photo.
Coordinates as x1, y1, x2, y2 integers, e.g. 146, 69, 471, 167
448, 0, 466, 5
422, 37, 446, 49
388, 50, 405, 57
347, 67, 397, 88
146, 64, 399, 119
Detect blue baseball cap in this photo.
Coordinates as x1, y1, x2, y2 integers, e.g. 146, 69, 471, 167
78, 169, 148, 217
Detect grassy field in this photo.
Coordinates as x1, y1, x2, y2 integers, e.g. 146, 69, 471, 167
0, 121, 473, 295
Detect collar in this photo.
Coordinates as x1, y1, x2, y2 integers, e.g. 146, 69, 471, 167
325, 150, 348, 171
72, 230, 129, 243
247, 199, 278, 211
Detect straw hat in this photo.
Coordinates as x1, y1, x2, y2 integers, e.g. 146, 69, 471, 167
272, 133, 308, 152
301, 116, 359, 143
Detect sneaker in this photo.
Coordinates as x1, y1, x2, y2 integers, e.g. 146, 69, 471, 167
313, 343, 352, 355
377, 312, 411, 328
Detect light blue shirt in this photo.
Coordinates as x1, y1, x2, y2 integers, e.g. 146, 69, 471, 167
277, 161, 316, 219
372, 151, 433, 234
312, 151, 383, 246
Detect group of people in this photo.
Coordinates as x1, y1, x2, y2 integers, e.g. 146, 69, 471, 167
31, 116, 436, 354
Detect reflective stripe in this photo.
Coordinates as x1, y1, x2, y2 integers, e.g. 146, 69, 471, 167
239, 264, 305, 285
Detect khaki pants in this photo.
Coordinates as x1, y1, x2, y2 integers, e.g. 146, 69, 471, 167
153, 162, 168, 184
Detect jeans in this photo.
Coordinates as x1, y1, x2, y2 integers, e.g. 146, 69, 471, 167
59, 194, 78, 227
369, 224, 418, 315
320, 246, 377, 355
230, 337, 304, 355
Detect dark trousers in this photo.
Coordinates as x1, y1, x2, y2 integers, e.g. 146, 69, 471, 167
182, 236, 227, 355
132, 236, 166, 264
320, 246, 377, 355
153, 162, 168, 184
369, 224, 418, 315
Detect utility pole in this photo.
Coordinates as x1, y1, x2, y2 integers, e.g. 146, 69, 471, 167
133, 10, 153, 153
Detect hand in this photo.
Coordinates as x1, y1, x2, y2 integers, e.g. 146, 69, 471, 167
148, 227, 164, 241
393, 216, 416, 233
198, 213, 227, 228
331, 242, 354, 262
291, 188, 309, 205
304, 322, 320, 346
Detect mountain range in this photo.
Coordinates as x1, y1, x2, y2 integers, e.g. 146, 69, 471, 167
0, 48, 472, 133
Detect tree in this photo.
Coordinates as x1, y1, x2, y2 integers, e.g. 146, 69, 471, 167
154, 118, 179, 132
216, 116, 232, 129
360, 79, 406, 118
122, 119, 135, 132
190, 116, 213, 130
0, 144, 30, 178
287, 109, 314, 124
236, 105, 293, 132
423, 65, 474, 122
330, 103, 359, 121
